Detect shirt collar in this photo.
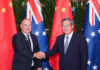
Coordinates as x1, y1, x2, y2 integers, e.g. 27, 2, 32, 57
22, 31, 30, 36
65, 31, 73, 38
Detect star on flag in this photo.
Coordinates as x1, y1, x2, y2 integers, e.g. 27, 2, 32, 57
55, 7, 57, 11
97, 28, 100, 34
44, 67, 49, 70
69, 2, 71, 6
92, 65, 98, 70
1, 8, 6, 13
90, 32, 96, 37
8, 2, 12, 7
61, 7, 65, 13
42, 31, 46, 36
35, 30, 39, 36
86, 37, 90, 43
87, 60, 92, 65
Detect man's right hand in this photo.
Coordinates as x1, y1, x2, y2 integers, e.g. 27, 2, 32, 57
34, 52, 45, 59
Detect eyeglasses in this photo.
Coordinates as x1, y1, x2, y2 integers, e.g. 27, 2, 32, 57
62, 25, 72, 27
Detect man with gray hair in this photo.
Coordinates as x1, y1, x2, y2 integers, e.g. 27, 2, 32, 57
34, 18, 88, 70
12, 18, 42, 70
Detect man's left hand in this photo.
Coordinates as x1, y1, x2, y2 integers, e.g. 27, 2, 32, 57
37, 67, 42, 70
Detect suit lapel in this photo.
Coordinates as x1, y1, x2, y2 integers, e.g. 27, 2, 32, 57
20, 32, 32, 51
61, 34, 65, 55
66, 32, 76, 54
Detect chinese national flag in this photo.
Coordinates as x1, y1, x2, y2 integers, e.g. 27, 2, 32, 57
0, 0, 17, 70
49, 0, 75, 70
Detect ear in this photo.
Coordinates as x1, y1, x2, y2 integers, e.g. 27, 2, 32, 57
72, 24, 74, 28
20, 24, 22, 29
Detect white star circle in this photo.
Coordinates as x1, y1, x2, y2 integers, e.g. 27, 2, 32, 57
90, 32, 96, 37
97, 28, 100, 34
87, 60, 92, 65
44, 67, 49, 70
42, 31, 46, 36
92, 65, 98, 70
35, 30, 39, 36
86, 37, 90, 43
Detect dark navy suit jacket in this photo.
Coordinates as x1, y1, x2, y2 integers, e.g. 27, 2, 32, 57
45, 32, 88, 70
12, 32, 42, 70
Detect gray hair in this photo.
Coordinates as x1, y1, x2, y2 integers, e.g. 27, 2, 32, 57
61, 18, 73, 25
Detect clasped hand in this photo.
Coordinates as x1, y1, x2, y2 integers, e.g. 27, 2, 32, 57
34, 52, 45, 59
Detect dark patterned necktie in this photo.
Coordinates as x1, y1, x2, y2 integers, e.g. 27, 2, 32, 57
26, 35, 31, 47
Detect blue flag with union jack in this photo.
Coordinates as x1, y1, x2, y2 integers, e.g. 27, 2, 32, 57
26, 0, 51, 70
83, 0, 100, 70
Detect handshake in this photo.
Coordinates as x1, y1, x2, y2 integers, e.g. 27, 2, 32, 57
34, 52, 45, 59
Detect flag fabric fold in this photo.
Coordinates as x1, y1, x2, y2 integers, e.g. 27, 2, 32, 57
26, 0, 51, 70
83, 0, 100, 70
0, 0, 17, 70
49, 0, 75, 70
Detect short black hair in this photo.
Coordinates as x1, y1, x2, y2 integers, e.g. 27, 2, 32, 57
61, 18, 73, 25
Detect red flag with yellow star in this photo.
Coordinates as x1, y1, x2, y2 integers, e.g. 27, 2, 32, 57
49, 0, 75, 70
0, 0, 17, 70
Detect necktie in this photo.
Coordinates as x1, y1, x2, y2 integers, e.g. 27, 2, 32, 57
26, 35, 31, 48
64, 36, 69, 55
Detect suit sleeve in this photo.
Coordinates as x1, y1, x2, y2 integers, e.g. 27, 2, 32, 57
45, 37, 59, 58
80, 36, 88, 70
35, 37, 42, 68
12, 35, 33, 59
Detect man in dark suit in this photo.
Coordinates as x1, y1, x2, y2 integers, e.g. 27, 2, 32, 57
12, 18, 42, 70
35, 18, 88, 70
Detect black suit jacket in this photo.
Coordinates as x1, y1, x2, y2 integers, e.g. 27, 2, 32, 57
12, 32, 42, 70
45, 32, 88, 70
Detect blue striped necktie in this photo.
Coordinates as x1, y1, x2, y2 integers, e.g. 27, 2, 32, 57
64, 36, 69, 55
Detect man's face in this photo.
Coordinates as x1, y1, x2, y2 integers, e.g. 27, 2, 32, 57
62, 20, 73, 35
20, 19, 32, 34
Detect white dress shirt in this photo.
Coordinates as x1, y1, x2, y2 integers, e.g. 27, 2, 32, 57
64, 31, 73, 46
22, 32, 34, 66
